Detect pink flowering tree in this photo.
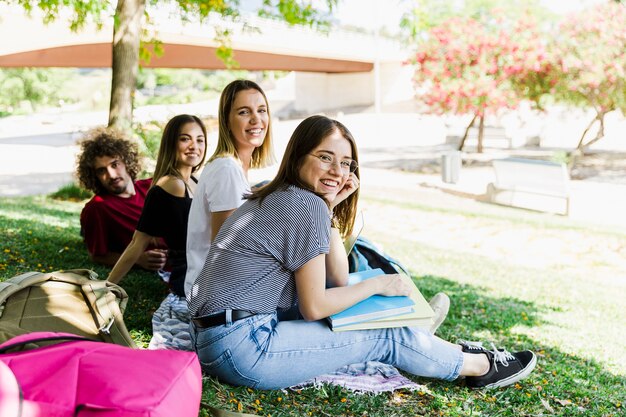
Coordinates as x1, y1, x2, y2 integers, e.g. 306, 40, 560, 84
409, 11, 553, 153
550, 3, 626, 154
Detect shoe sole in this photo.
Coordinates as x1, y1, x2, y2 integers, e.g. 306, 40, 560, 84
429, 293, 450, 334
482, 352, 537, 389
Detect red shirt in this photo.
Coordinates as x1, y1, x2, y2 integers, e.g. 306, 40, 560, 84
80, 179, 153, 257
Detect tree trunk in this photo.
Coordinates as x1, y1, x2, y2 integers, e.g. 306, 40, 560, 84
458, 114, 477, 151
575, 113, 599, 154
576, 111, 607, 153
477, 114, 485, 154
108, 0, 145, 132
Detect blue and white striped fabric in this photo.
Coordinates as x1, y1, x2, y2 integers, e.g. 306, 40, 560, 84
189, 185, 331, 318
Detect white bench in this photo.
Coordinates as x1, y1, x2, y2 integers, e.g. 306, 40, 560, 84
486, 158, 570, 215
446, 126, 513, 149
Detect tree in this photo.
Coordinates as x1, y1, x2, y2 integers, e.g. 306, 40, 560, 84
10, 0, 337, 131
400, 0, 551, 43
0, 68, 72, 115
408, 9, 552, 152
548, 2, 626, 155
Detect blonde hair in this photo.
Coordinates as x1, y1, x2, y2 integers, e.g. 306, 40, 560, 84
211, 79, 275, 168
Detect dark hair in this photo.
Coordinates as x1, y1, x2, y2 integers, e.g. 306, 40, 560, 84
212, 79, 274, 168
249, 115, 360, 237
152, 114, 207, 187
76, 127, 141, 195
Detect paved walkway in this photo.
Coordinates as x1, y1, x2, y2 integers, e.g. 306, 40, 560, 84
1, 109, 625, 230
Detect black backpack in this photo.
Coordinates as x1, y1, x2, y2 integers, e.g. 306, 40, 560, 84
348, 237, 409, 275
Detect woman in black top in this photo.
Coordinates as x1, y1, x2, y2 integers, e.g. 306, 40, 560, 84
108, 114, 207, 297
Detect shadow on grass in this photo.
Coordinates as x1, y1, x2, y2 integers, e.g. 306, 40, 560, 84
1, 196, 82, 220
403, 274, 626, 417
2, 199, 624, 416
416, 274, 548, 339
0, 212, 168, 345
201, 274, 625, 417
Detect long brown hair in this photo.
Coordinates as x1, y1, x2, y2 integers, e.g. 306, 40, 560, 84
210, 79, 275, 168
152, 114, 207, 187
249, 115, 360, 238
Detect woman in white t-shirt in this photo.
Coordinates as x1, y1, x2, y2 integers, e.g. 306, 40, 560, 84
185, 80, 275, 298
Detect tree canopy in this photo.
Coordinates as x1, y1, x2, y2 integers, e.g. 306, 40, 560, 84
406, 0, 626, 154
9, 0, 337, 131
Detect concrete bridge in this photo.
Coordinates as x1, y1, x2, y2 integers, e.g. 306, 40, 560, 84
0, 5, 414, 113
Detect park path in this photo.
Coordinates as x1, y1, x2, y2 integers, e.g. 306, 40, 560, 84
1, 106, 625, 230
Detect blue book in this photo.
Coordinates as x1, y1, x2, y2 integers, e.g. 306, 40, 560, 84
328, 269, 415, 329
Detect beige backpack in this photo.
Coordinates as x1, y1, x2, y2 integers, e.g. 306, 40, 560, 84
0, 269, 136, 347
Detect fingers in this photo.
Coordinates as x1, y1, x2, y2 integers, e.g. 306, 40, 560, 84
331, 173, 360, 207
141, 249, 167, 271
379, 274, 412, 297
344, 172, 360, 193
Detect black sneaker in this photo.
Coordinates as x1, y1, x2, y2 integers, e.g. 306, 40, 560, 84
465, 347, 537, 389
458, 340, 487, 354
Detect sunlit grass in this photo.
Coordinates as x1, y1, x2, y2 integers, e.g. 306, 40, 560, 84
1, 193, 624, 417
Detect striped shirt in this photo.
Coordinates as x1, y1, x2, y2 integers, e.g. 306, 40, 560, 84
189, 185, 331, 317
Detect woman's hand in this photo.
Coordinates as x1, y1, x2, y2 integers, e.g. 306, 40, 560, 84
330, 172, 359, 209
137, 249, 168, 271
376, 274, 413, 297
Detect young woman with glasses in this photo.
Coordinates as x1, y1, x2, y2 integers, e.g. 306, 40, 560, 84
188, 115, 536, 390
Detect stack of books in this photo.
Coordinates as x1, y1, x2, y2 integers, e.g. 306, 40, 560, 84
327, 269, 435, 332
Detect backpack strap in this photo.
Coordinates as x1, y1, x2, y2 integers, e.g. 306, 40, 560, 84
0, 271, 54, 318
80, 280, 135, 347
0, 334, 94, 354
0, 272, 47, 300
0, 269, 99, 307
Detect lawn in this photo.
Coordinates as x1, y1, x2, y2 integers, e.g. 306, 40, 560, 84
1, 187, 625, 417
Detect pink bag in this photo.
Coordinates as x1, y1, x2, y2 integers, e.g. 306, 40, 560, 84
0, 332, 202, 417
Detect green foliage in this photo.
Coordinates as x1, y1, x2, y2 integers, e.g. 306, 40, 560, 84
13, 0, 112, 30
49, 183, 93, 202
400, 0, 552, 43
7, 0, 337, 130
133, 119, 164, 162
134, 68, 251, 108
258, 0, 337, 29
404, 1, 626, 151
549, 3, 626, 114
550, 151, 571, 166
0, 68, 75, 116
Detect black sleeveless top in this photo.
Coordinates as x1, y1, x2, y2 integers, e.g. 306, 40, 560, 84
137, 177, 198, 297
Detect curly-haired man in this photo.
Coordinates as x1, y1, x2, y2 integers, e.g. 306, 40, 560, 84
77, 127, 167, 270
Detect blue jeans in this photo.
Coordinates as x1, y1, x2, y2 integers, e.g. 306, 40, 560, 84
190, 311, 463, 390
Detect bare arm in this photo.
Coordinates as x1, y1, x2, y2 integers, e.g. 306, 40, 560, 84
324, 226, 349, 288
210, 209, 236, 241
295, 254, 413, 321
324, 171, 359, 288
107, 231, 155, 284
91, 250, 166, 271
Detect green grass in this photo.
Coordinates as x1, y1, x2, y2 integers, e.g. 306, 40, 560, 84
1, 193, 624, 417
49, 182, 93, 202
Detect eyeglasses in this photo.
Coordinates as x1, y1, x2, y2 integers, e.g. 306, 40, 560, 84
309, 153, 358, 174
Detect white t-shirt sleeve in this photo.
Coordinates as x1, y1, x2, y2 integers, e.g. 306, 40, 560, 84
205, 158, 250, 213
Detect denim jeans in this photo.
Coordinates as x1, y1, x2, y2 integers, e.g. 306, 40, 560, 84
190, 310, 463, 390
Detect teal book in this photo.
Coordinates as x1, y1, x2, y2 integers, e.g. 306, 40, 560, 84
328, 269, 416, 330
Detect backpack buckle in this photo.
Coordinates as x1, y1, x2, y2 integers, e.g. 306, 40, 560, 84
99, 318, 114, 334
